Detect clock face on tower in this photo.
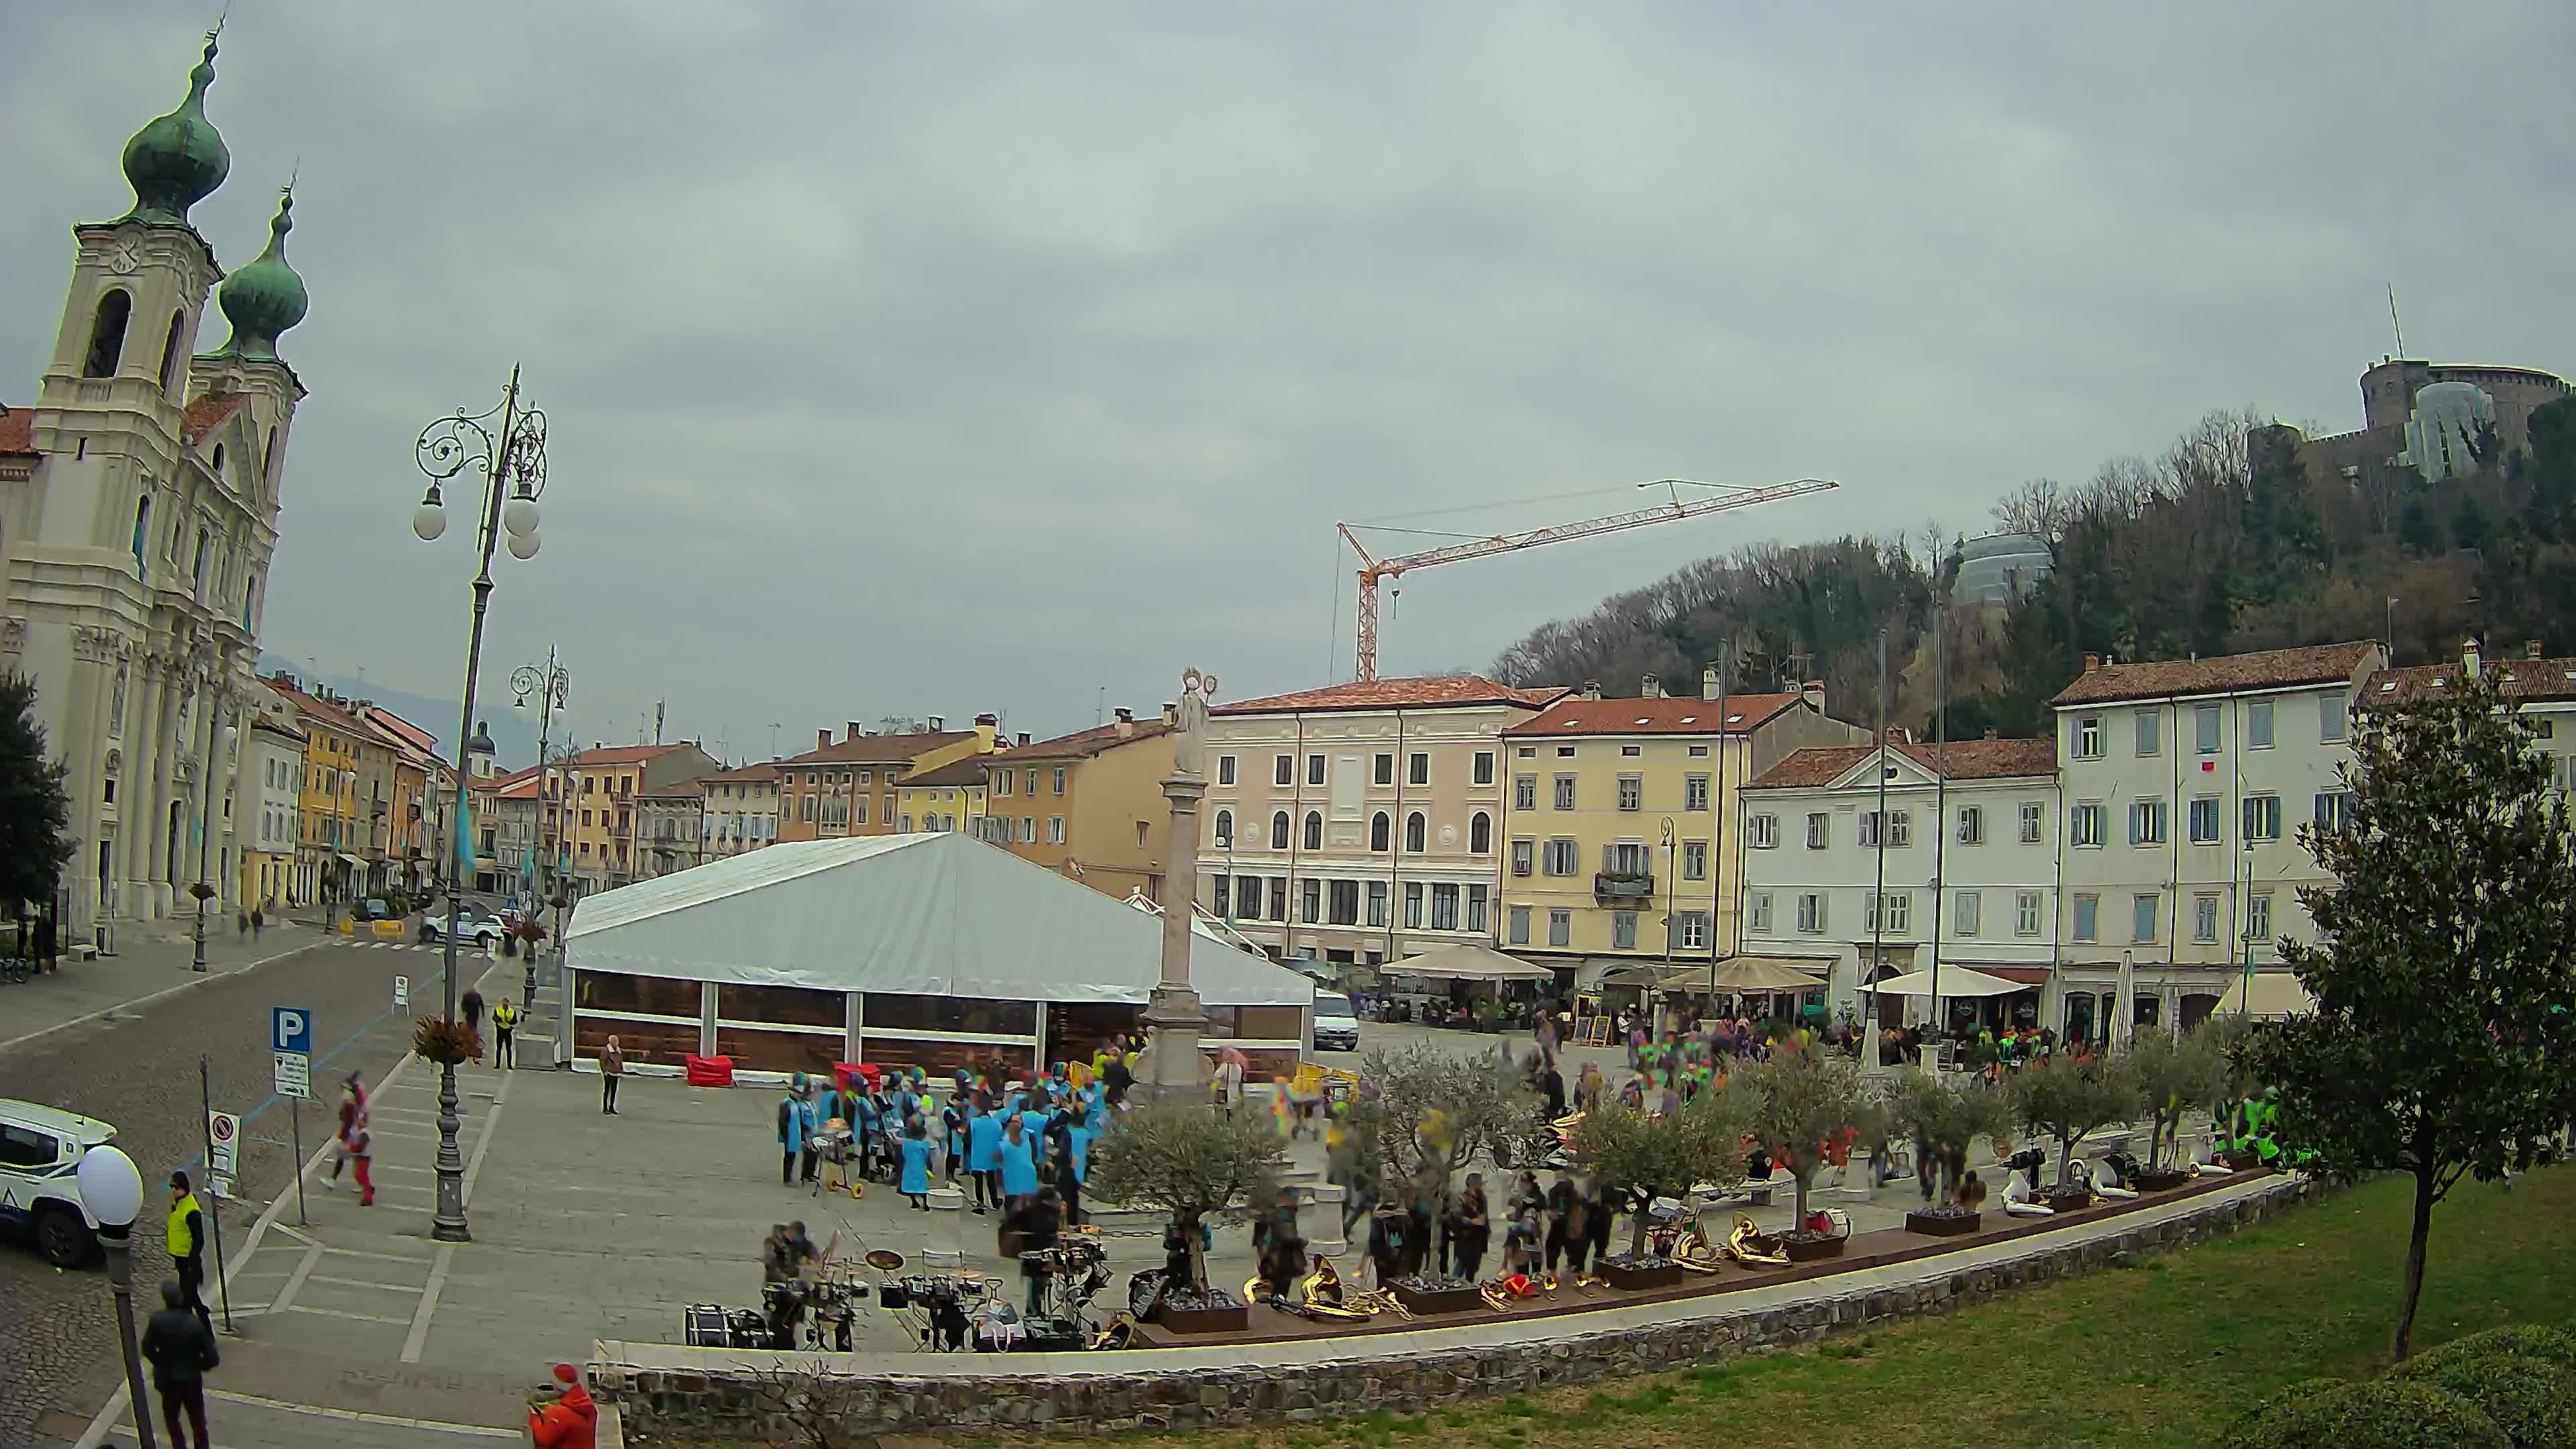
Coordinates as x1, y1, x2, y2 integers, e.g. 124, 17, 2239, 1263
107, 237, 144, 275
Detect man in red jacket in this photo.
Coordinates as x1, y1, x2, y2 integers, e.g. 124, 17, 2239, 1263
528, 1364, 596, 1449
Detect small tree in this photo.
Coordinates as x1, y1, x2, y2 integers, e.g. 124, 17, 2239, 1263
1738, 1033, 1868, 1228
2250, 669, 2576, 1360
0, 673, 75, 910
2006, 1050, 2141, 1186
1572, 1083, 1754, 1258
2128, 1026, 2226, 1172
1362, 1042, 1534, 1203
1084, 1102, 1286, 1297
1890, 1068, 2013, 1210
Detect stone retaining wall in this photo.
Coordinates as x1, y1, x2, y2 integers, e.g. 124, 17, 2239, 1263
599, 1177, 2314, 1441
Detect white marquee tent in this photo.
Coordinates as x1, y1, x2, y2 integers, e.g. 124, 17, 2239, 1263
558, 832, 1317, 1077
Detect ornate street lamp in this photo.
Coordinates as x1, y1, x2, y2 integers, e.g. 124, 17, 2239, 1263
76, 1144, 155, 1449
190, 721, 238, 972
411, 368, 548, 1242
511, 651, 569, 1008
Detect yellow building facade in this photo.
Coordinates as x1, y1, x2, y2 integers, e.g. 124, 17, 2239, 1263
1498, 676, 1863, 975
266, 678, 368, 904
894, 758, 988, 833
989, 710, 1177, 901
775, 716, 1000, 844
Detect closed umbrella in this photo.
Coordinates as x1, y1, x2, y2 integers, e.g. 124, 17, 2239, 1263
2114, 952, 2135, 1052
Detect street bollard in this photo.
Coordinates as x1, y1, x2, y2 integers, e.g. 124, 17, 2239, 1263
1307, 1181, 1349, 1258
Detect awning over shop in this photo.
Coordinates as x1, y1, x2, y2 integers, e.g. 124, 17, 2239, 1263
1867, 965, 2023, 998
2218, 970, 2316, 1019
335, 853, 366, 871
563, 831, 1314, 1008
1955, 964, 2052, 985
1385, 943, 1556, 981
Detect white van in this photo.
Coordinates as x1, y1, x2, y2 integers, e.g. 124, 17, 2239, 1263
1313, 990, 1361, 1052
0, 1099, 118, 1267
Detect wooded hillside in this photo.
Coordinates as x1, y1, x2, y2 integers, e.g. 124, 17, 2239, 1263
1490, 394, 2576, 738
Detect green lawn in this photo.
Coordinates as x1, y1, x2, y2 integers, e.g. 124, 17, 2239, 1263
1031, 1167, 2576, 1449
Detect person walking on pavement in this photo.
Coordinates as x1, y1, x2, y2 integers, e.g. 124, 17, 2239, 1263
966, 1097, 1003, 1214
235, 910, 249, 943
140, 1278, 220, 1449
165, 1173, 211, 1328
777, 1077, 817, 1184
461, 985, 486, 1063
327, 1072, 368, 1190
250, 905, 264, 942
491, 996, 520, 1069
599, 1034, 624, 1114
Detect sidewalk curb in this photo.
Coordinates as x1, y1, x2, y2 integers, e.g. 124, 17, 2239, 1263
0, 938, 324, 1057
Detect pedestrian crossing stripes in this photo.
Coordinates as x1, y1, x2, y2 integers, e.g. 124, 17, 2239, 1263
353, 941, 495, 955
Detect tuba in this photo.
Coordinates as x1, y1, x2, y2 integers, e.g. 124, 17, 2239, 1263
1725, 1214, 1789, 1267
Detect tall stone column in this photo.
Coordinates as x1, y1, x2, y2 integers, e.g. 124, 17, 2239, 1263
1143, 669, 1219, 1105
124, 660, 166, 918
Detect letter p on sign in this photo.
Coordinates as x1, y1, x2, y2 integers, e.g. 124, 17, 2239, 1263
272, 1006, 311, 1055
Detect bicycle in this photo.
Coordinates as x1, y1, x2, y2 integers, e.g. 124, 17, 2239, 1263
0, 956, 32, 984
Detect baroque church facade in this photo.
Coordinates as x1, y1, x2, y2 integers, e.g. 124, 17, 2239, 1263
0, 32, 311, 942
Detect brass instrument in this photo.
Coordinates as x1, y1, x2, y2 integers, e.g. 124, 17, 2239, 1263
1550, 1110, 1585, 1148
1090, 1312, 1138, 1350
1478, 1271, 1545, 1313
1725, 1214, 1789, 1267
1670, 1222, 1727, 1275
1252, 1256, 1412, 1324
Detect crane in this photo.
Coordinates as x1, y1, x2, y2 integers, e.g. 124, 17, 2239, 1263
1336, 476, 1841, 682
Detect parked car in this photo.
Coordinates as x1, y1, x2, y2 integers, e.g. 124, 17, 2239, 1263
350, 897, 401, 922
0, 1099, 117, 1267
419, 901, 504, 947
1313, 990, 1362, 1053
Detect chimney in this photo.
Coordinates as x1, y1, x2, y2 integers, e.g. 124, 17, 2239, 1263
1114, 707, 1135, 737
926, 714, 945, 732
2083, 653, 2101, 673
1015, 732, 1031, 747
1162, 701, 1178, 728
973, 713, 998, 750
1582, 679, 1602, 701
2463, 636, 2481, 680
1640, 673, 1662, 698
1702, 664, 1721, 701
2528, 639, 2544, 661
847, 721, 863, 741
817, 729, 831, 752
1801, 680, 1825, 712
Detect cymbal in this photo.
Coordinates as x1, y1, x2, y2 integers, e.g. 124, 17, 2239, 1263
864, 1248, 906, 1272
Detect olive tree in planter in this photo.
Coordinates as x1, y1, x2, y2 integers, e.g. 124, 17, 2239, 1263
1084, 1101, 1286, 1330
1572, 1081, 1754, 1280
1890, 1067, 2014, 1234
1364, 1044, 1534, 1220
2006, 1050, 2143, 1201
1739, 1032, 1868, 1256
2127, 1026, 2226, 1187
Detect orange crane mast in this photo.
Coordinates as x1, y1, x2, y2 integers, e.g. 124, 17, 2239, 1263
1336, 476, 1839, 682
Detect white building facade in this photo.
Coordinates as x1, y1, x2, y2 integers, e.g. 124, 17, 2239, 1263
2049, 641, 2383, 1040
1738, 737, 2061, 1030
701, 763, 781, 859
1195, 676, 1563, 971
1, 34, 309, 939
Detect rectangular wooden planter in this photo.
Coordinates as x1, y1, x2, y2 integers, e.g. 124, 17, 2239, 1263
1782, 1234, 1845, 1264
1390, 1281, 1487, 1317
2128, 1167, 2192, 1193
1599, 1258, 1687, 1291
1904, 1209, 1982, 1237
1152, 1299, 1249, 1335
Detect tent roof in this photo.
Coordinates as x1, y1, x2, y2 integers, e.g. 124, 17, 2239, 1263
1385, 943, 1556, 981
563, 833, 1316, 1008
1867, 966, 2024, 998
2218, 971, 2316, 1019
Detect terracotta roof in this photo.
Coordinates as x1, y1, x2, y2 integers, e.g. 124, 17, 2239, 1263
496, 774, 542, 800
1746, 737, 2057, 790
266, 677, 368, 737
995, 718, 1174, 760
1503, 693, 1803, 738
778, 730, 975, 766
702, 761, 782, 784
564, 743, 685, 767
181, 392, 248, 445
250, 715, 306, 744
1215, 676, 1567, 716
2051, 641, 2379, 707
2368, 653, 2576, 705
0, 407, 34, 457
901, 758, 990, 788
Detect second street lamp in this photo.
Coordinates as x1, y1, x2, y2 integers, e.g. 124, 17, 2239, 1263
411, 366, 550, 1243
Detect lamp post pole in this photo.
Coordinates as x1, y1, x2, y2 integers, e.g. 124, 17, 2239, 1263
77, 1145, 156, 1449
512, 653, 568, 1007
190, 720, 237, 972
411, 367, 550, 1242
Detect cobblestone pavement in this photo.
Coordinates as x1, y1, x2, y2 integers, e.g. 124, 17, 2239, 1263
0, 937, 482, 1448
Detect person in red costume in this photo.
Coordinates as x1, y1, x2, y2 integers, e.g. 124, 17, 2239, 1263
528, 1364, 596, 1448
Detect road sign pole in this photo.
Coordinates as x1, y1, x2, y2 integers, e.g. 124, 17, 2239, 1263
290, 1100, 308, 1227
198, 1055, 234, 1334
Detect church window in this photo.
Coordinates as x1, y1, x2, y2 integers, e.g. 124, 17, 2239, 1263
211, 443, 225, 477
85, 290, 132, 378
193, 527, 211, 600
130, 496, 151, 576
157, 311, 186, 393
262, 427, 278, 487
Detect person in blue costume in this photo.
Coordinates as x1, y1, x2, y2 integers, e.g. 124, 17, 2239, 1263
900, 1120, 935, 1209
999, 1114, 1040, 1205
777, 1075, 818, 1185
850, 1087, 881, 1177
967, 1098, 1004, 1214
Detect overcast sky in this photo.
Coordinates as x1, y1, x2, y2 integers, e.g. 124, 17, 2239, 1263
7, 3, 2571, 759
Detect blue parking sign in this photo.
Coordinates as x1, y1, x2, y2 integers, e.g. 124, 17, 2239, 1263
272, 1006, 312, 1055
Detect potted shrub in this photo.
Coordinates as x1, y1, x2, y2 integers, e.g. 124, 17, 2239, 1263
1739, 1033, 1868, 1262
1085, 1102, 1287, 1334
2125, 1026, 2225, 1191
2006, 1050, 2143, 1209
1572, 1082, 1753, 1287
1892, 1068, 2013, 1236
411, 1017, 482, 1067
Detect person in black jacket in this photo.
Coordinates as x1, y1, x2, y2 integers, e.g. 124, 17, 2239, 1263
140, 1279, 220, 1449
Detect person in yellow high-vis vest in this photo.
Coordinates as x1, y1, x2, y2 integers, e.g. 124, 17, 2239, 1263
167, 1171, 210, 1328
492, 998, 520, 1071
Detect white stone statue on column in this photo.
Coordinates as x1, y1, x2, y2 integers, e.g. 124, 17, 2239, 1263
1144, 667, 1219, 1103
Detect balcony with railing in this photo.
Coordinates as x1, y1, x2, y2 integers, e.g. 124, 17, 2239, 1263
1593, 870, 1654, 902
